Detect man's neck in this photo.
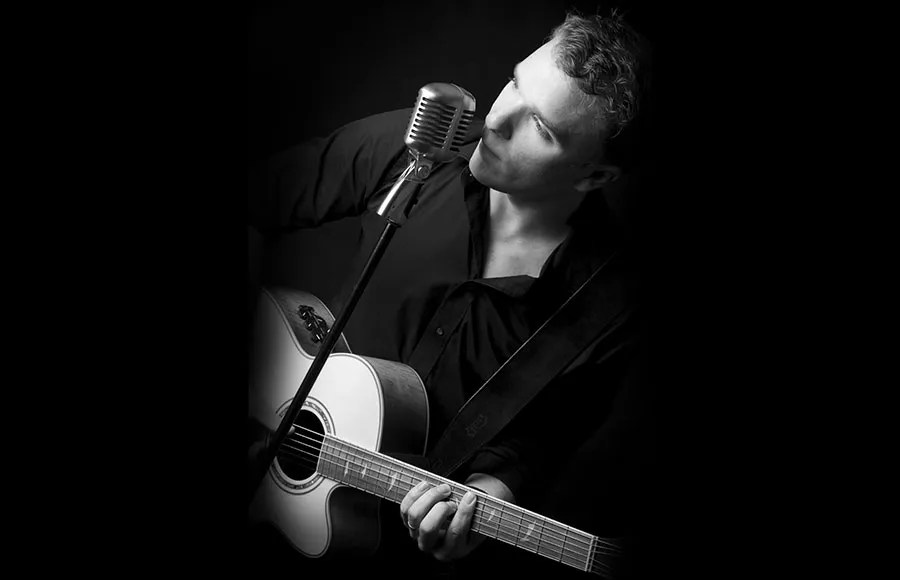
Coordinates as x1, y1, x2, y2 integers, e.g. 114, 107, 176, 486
488, 188, 586, 241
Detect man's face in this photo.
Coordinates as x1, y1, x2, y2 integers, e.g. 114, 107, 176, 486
469, 38, 608, 198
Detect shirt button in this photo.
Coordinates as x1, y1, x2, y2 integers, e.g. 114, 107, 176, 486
436, 326, 444, 336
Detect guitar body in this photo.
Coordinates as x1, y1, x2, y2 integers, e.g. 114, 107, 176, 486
248, 287, 429, 558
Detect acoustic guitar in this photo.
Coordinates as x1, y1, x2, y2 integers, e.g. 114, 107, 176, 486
248, 287, 622, 577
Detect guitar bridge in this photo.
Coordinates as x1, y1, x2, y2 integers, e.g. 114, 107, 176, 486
297, 305, 329, 343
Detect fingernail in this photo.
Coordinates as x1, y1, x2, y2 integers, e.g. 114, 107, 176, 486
464, 491, 476, 504
438, 483, 451, 494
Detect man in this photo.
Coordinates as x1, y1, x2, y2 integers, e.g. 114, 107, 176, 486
248, 8, 654, 579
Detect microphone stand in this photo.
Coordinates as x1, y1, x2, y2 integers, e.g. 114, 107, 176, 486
247, 153, 434, 500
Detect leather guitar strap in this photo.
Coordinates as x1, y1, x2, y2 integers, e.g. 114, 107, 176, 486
424, 248, 630, 477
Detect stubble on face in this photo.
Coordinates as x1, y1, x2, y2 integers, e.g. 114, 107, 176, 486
468, 40, 607, 198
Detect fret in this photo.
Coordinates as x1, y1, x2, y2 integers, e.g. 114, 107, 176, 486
357, 457, 372, 494
352, 450, 385, 498
385, 464, 409, 502
339, 442, 353, 483
385, 468, 402, 501
560, 526, 591, 571
322, 437, 411, 503
317, 439, 339, 480
401, 473, 415, 502
493, 502, 522, 546
472, 497, 502, 539
332, 441, 349, 480
314, 435, 622, 577
339, 443, 353, 484
535, 520, 565, 562
394, 470, 414, 502
346, 449, 359, 487
315, 435, 614, 575
587, 536, 598, 576
314, 439, 329, 475
322, 438, 354, 485
369, 459, 389, 499
331, 440, 355, 487
356, 457, 369, 491
401, 473, 415, 500
328, 439, 342, 479
515, 511, 543, 554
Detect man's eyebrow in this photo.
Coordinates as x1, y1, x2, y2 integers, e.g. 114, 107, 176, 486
513, 63, 563, 137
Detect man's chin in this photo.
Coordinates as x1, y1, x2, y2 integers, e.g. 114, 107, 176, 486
468, 147, 497, 186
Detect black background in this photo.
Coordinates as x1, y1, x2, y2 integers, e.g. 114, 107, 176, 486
241, 1, 788, 578
10, 0, 839, 576
247, 0, 664, 309
247, 0, 662, 163
45, 1, 816, 577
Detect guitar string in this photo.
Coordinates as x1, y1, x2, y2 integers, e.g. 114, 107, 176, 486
269, 427, 622, 558
590, 550, 618, 580
268, 436, 616, 574
590, 553, 617, 579
271, 437, 619, 565
279, 432, 606, 554
280, 451, 617, 569
280, 427, 622, 556
284, 424, 621, 554
273, 441, 618, 571
278, 439, 618, 565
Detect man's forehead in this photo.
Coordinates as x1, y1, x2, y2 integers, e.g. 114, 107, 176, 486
518, 41, 606, 143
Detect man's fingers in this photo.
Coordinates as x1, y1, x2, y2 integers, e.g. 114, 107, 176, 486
400, 481, 428, 522
399, 480, 431, 528
407, 483, 453, 530
433, 491, 479, 561
417, 500, 457, 552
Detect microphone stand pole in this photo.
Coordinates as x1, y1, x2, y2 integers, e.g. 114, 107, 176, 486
248, 155, 432, 500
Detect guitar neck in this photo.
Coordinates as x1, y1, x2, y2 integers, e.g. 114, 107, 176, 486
317, 434, 620, 577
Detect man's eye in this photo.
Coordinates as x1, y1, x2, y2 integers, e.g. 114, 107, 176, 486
533, 115, 551, 140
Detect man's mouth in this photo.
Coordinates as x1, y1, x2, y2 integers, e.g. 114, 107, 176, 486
478, 138, 499, 160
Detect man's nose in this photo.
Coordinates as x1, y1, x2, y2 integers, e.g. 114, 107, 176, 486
485, 106, 517, 141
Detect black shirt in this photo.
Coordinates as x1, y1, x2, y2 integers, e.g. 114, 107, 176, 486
249, 108, 640, 508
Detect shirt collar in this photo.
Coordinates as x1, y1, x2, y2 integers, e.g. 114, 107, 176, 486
455, 166, 621, 301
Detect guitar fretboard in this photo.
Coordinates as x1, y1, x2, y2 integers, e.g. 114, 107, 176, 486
317, 435, 620, 577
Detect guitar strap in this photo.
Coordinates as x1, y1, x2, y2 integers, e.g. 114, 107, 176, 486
423, 248, 631, 477
373, 126, 631, 478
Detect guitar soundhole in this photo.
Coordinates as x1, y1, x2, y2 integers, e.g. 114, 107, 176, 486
276, 409, 324, 481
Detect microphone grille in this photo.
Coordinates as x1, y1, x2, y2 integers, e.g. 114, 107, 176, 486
405, 83, 476, 163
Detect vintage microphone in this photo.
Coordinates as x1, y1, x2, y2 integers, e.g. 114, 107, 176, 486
377, 83, 476, 222
248, 83, 476, 498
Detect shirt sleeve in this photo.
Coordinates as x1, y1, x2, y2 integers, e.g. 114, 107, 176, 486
248, 109, 412, 234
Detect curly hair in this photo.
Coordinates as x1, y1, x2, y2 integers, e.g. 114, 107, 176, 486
551, 9, 652, 166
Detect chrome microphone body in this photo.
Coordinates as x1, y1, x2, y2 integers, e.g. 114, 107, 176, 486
377, 83, 476, 221
405, 82, 477, 170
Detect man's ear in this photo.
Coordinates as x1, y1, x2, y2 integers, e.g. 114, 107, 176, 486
574, 164, 622, 193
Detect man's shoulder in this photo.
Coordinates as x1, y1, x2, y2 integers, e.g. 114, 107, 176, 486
334, 108, 413, 143
356, 108, 414, 128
